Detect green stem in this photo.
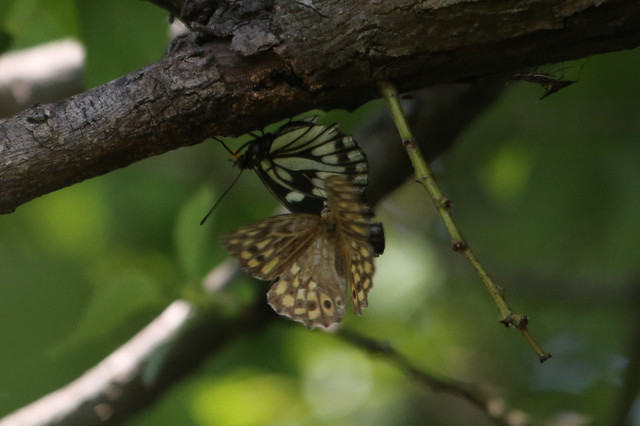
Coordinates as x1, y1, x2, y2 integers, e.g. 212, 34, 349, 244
378, 81, 551, 363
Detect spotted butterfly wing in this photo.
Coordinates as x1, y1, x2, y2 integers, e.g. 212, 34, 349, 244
267, 229, 349, 326
323, 176, 376, 314
222, 214, 321, 281
235, 119, 368, 215
222, 176, 376, 328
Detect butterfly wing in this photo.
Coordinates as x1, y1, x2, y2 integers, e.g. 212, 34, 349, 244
242, 121, 368, 214
325, 176, 377, 315
224, 213, 349, 328
340, 236, 375, 315
223, 175, 379, 327
222, 214, 321, 281
267, 232, 348, 328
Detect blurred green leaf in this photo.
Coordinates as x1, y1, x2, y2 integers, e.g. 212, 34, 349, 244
58, 268, 163, 350
190, 371, 308, 426
174, 186, 221, 281
4, 0, 77, 49
24, 180, 110, 259
0, 0, 16, 19
479, 141, 533, 207
0, 29, 11, 54
76, 0, 168, 87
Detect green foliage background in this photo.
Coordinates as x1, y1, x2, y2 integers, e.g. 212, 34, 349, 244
1, 1, 639, 424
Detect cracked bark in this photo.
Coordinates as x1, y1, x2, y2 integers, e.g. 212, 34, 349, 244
0, 0, 639, 214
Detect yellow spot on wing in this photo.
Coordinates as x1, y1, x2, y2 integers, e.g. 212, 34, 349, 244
261, 257, 280, 274
282, 294, 295, 307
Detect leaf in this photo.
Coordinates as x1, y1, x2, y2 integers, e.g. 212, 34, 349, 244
174, 186, 224, 281
76, 0, 168, 87
55, 269, 162, 352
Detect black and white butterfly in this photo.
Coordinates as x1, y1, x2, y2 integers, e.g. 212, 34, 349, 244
230, 119, 368, 215
212, 118, 385, 255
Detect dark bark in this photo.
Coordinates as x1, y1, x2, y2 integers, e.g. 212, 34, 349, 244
0, 0, 639, 213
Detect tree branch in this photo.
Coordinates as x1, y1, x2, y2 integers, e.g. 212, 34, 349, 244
1, 0, 639, 214
0, 262, 277, 426
0, 263, 528, 426
0, 39, 84, 118
337, 329, 530, 426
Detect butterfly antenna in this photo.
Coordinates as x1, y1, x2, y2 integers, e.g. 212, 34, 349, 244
214, 136, 239, 157
233, 135, 260, 158
200, 170, 244, 225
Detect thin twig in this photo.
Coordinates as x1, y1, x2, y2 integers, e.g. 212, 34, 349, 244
338, 329, 530, 426
378, 80, 551, 363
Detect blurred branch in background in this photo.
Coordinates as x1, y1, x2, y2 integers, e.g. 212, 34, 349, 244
0, 39, 84, 119
0, 261, 527, 426
338, 329, 530, 426
0, 262, 276, 426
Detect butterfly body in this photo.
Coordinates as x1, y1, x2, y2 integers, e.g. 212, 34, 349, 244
223, 176, 376, 328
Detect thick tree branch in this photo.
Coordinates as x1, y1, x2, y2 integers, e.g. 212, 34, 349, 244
1, 0, 638, 214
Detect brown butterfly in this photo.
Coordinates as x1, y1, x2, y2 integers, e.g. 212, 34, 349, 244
223, 175, 378, 328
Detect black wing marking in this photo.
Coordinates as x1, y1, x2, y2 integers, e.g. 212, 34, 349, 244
235, 120, 368, 214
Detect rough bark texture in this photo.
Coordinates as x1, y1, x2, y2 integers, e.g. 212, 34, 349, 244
0, 0, 638, 214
